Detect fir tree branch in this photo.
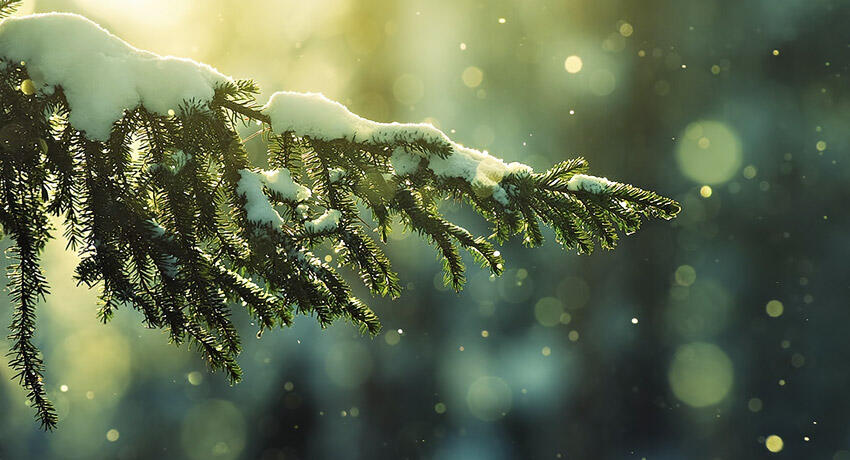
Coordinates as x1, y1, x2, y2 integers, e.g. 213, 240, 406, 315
4, 167, 57, 429
0, 0, 21, 19
0, 13, 680, 429
216, 97, 271, 125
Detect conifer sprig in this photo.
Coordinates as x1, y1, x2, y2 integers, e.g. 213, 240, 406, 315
0, 1, 678, 428
0, 0, 19, 20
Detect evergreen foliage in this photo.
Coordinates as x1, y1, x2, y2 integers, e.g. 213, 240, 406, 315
0, 0, 678, 429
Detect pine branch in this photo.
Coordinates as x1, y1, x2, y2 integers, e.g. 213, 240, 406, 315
4, 168, 57, 429
0, 13, 680, 429
0, 0, 20, 20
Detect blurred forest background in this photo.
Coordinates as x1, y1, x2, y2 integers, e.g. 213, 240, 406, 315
1, 0, 848, 458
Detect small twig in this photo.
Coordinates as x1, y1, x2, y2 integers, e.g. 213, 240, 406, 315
218, 99, 272, 125
240, 127, 267, 144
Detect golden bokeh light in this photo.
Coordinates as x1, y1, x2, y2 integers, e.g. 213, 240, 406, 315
462, 66, 484, 88
674, 265, 697, 286
20, 78, 35, 95
564, 55, 583, 74
385, 329, 401, 345
187, 371, 204, 386
534, 297, 565, 327
766, 300, 784, 318
676, 120, 742, 184
765, 435, 784, 453
668, 342, 733, 407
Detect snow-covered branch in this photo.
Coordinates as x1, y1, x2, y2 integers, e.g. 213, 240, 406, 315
0, 8, 679, 429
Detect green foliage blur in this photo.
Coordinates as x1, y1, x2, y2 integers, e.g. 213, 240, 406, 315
1, 0, 847, 458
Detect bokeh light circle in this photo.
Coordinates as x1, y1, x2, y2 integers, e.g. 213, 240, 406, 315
668, 342, 733, 407
564, 55, 583, 73
534, 297, 564, 327
462, 66, 484, 88
676, 120, 742, 184
765, 434, 784, 453
466, 376, 512, 421
766, 300, 784, 318
674, 265, 697, 286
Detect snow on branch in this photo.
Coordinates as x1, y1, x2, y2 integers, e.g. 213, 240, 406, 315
0, 12, 230, 140
237, 167, 312, 229
567, 174, 614, 194
305, 209, 342, 233
262, 91, 534, 204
